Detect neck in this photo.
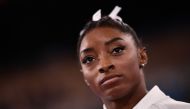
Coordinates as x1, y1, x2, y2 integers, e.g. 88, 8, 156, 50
103, 78, 147, 109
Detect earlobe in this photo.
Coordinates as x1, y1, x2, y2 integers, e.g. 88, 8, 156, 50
138, 47, 148, 68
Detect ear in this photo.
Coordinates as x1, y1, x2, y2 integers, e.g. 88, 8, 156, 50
138, 47, 148, 68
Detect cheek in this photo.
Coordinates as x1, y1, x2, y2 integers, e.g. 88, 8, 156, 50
82, 67, 94, 83
81, 62, 99, 83
116, 53, 140, 79
82, 67, 101, 92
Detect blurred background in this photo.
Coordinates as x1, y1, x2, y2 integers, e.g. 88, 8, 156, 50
0, 0, 190, 109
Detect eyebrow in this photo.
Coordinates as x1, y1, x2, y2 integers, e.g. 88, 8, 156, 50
80, 37, 124, 55
80, 48, 94, 55
105, 37, 124, 45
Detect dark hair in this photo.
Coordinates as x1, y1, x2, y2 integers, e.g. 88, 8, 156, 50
77, 16, 143, 59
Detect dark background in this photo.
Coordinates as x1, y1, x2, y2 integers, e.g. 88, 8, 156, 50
0, 0, 189, 69
0, 0, 190, 109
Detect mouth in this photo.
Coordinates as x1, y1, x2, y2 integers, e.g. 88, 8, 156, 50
99, 74, 123, 87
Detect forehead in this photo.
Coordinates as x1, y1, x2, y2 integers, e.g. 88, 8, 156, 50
85, 27, 124, 40
80, 27, 133, 52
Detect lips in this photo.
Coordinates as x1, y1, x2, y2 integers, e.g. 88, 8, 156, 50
99, 74, 122, 86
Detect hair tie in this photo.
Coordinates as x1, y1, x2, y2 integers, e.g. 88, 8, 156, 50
92, 6, 122, 21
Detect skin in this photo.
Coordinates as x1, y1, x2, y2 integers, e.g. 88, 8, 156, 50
79, 27, 148, 109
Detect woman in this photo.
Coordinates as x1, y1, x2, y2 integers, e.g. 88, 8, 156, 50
77, 6, 190, 109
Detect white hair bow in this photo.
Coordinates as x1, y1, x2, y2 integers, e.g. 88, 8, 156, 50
92, 6, 122, 21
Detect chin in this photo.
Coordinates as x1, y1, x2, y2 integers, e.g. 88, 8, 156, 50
102, 85, 129, 101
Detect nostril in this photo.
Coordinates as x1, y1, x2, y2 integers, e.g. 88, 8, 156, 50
99, 68, 105, 73
108, 65, 115, 70
99, 65, 115, 73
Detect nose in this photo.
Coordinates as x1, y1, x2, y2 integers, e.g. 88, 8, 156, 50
98, 57, 115, 73
99, 65, 115, 73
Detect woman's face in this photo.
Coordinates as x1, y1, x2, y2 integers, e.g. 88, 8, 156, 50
79, 27, 146, 101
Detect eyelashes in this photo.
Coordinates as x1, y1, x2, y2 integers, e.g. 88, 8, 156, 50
111, 46, 126, 55
81, 46, 126, 65
82, 56, 95, 64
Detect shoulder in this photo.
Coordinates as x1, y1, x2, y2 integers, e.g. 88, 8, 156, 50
151, 97, 190, 109
134, 86, 190, 109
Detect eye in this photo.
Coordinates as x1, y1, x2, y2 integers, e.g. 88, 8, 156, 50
111, 46, 125, 55
82, 56, 95, 64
